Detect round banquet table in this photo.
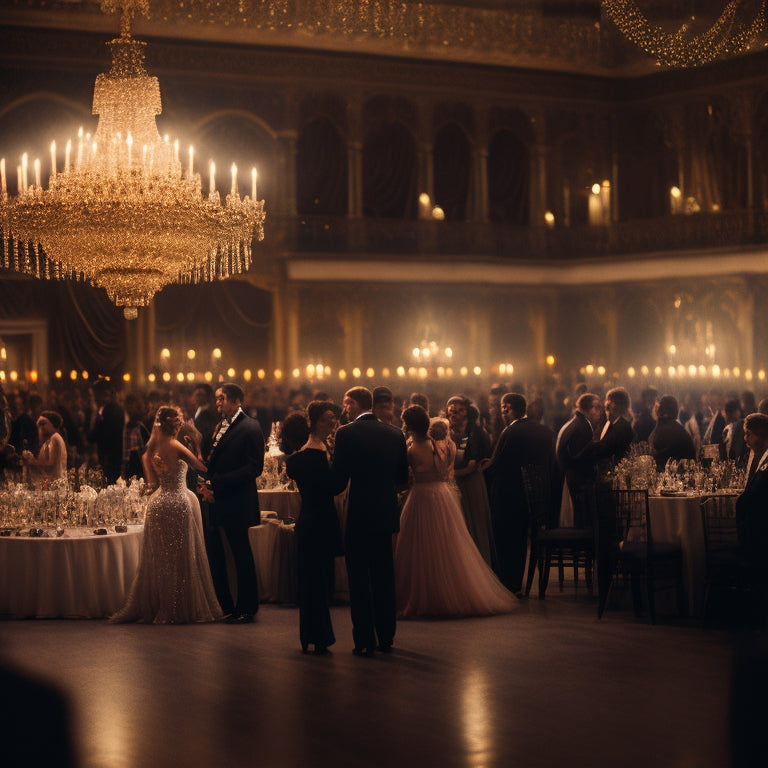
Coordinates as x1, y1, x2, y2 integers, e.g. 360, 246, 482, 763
249, 519, 297, 604
648, 492, 738, 618
0, 526, 143, 619
258, 489, 301, 521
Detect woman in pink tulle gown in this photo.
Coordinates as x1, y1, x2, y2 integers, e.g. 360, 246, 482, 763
395, 406, 516, 618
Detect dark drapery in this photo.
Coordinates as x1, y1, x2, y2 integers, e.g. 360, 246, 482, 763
153, 281, 272, 369
363, 122, 417, 219
0, 276, 126, 378
297, 117, 348, 216
434, 123, 471, 222
488, 129, 530, 225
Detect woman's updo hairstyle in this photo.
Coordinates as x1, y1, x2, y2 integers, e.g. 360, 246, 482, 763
401, 404, 430, 438
428, 417, 449, 441
154, 406, 183, 435
307, 400, 338, 433
39, 410, 63, 431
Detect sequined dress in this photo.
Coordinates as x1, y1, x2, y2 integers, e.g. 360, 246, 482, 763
395, 444, 516, 618
112, 457, 222, 624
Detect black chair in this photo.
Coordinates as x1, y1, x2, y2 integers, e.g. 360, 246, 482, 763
597, 487, 684, 623
700, 495, 746, 626
521, 464, 593, 599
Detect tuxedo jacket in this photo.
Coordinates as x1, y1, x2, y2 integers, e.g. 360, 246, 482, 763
577, 416, 634, 472
332, 413, 408, 536
556, 412, 595, 490
484, 417, 556, 516
207, 411, 264, 527
736, 458, 768, 568
195, 405, 220, 461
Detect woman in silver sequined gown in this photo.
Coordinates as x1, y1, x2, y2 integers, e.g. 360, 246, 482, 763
111, 407, 222, 624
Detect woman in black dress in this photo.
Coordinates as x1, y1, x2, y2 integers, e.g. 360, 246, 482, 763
285, 400, 344, 655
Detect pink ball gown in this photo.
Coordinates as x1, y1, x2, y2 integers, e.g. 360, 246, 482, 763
395, 440, 516, 618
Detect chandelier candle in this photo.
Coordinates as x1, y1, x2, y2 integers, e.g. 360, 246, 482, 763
0, 1, 265, 320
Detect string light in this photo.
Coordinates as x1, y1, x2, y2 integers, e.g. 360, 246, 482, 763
602, 0, 767, 69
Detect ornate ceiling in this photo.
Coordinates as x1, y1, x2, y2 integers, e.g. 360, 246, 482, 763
1, 0, 766, 77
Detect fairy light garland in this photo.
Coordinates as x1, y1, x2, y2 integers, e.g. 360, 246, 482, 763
602, 0, 768, 68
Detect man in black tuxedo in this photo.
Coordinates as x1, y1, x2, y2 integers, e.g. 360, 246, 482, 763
199, 382, 264, 624
556, 392, 603, 527
89, 378, 125, 485
483, 392, 556, 595
332, 386, 408, 656
577, 387, 635, 473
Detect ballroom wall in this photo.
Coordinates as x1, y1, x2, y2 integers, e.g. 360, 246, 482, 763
2, 15, 768, 387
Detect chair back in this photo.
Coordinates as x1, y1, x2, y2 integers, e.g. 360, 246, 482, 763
701, 495, 739, 572
521, 463, 557, 532
610, 488, 650, 550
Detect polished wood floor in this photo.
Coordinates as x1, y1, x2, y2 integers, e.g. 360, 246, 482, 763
0, 587, 751, 768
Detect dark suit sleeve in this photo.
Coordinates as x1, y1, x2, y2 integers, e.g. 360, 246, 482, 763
576, 419, 633, 464
331, 427, 352, 490
483, 427, 510, 482
210, 421, 264, 496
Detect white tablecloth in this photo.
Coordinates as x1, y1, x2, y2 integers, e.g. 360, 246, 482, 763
249, 520, 297, 604
258, 489, 301, 521
0, 526, 143, 619
648, 493, 737, 618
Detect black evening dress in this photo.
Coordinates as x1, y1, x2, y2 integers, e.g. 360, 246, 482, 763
286, 447, 344, 651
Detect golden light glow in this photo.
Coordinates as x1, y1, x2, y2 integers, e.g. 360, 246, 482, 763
227, 367, 236, 378
0, 1, 265, 318
186, 349, 196, 360
602, 0, 767, 69
212, 348, 222, 359
366, 367, 375, 378
160, 348, 170, 359
162, 371, 171, 382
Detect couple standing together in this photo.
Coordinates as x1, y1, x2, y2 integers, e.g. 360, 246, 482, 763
332, 387, 515, 657
112, 383, 263, 625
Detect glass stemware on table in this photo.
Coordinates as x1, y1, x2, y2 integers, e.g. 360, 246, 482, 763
0, 467, 149, 537
607, 446, 745, 496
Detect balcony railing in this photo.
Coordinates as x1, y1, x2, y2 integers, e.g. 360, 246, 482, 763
274, 210, 768, 262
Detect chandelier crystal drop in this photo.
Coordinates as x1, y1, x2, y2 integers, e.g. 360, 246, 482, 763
0, 1, 265, 320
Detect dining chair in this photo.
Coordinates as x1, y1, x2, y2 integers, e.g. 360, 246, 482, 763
700, 495, 745, 626
521, 464, 594, 599
597, 487, 683, 623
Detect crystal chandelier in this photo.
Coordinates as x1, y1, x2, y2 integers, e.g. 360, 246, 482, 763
0, 0, 265, 320
602, 0, 767, 69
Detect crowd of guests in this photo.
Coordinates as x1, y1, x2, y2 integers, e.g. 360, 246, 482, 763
2, 373, 767, 639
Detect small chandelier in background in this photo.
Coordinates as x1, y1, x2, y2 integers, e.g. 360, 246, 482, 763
602, 0, 767, 69
0, 0, 265, 320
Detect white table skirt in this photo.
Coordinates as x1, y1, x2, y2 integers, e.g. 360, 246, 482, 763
249, 520, 297, 604
0, 526, 143, 619
258, 489, 301, 521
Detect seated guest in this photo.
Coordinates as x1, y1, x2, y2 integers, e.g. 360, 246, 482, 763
21, 410, 67, 486
649, 394, 696, 470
